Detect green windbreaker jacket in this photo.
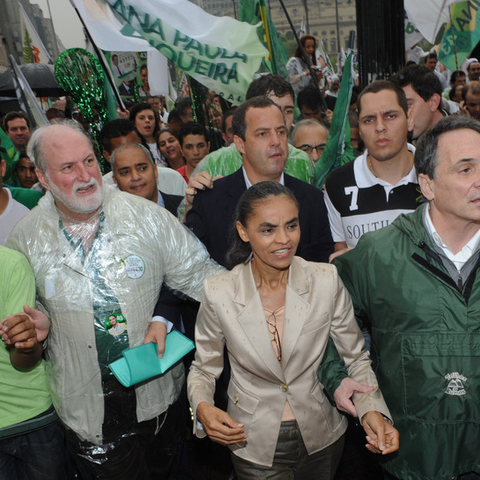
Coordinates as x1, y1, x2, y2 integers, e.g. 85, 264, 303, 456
322, 204, 480, 480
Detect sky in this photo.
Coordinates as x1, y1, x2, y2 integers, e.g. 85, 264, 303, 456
34, 0, 86, 50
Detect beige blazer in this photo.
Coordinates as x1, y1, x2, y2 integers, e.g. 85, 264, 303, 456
187, 257, 390, 467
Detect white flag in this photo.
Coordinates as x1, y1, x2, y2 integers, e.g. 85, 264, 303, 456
298, 18, 306, 38
70, 0, 167, 95
404, 0, 464, 43
404, 13, 424, 50
71, 0, 267, 104
19, 2, 51, 63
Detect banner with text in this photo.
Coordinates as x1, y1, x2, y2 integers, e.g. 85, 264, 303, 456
438, 0, 480, 72
78, 0, 268, 105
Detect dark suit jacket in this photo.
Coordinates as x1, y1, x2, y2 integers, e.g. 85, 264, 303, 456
185, 168, 334, 266
159, 190, 183, 216
154, 189, 196, 336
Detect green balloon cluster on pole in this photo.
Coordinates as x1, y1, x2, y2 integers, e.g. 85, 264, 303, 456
55, 48, 110, 172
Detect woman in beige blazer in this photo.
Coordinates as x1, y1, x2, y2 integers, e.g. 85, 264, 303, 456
187, 182, 398, 479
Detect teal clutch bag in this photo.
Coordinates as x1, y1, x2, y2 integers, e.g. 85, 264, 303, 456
109, 330, 195, 387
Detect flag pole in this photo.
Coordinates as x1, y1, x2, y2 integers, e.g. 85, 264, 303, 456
277, 0, 327, 110
277, 0, 319, 89
45, 0, 60, 59
70, 2, 126, 112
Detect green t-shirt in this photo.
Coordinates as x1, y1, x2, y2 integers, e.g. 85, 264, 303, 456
8, 186, 43, 210
0, 246, 52, 433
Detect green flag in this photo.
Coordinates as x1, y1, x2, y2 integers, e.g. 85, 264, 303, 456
0, 128, 20, 186
314, 52, 355, 189
239, 0, 290, 79
438, 1, 480, 72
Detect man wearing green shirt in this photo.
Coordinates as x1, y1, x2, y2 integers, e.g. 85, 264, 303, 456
0, 246, 67, 479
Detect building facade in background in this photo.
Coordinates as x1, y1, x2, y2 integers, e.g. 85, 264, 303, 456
0, 0, 64, 72
198, 0, 357, 56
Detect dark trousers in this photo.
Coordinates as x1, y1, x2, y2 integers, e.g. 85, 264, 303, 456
68, 377, 185, 480
0, 421, 69, 480
231, 421, 344, 480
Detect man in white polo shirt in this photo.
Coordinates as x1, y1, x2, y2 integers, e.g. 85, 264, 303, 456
324, 80, 420, 256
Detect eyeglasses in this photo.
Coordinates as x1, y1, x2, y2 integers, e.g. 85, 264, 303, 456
298, 143, 326, 155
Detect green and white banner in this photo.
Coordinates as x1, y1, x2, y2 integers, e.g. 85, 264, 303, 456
239, 0, 289, 79
72, 0, 267, 104
438, 1, 480, 72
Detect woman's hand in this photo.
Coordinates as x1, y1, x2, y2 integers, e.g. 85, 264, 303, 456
196, 402, 247, 446
362, 411, 399, 455
314, 69, 323, 81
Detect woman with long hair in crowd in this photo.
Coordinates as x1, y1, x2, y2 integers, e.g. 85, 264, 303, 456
287, 34, 323, 95
158, 128, 185, 170
129, 102, 164, 165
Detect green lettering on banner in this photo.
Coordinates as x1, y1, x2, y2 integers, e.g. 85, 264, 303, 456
156, 43, 176, 61
111, 0, 126, 16
173, 30, 190, 47
439, 34, 453, 56
126, 6, 144, 30
224, 92, 243, 103
177, 51, 196, 71
120, 23, 146, 41
227, 63, 239, 82
146, 18, 166, 40
204, 45, 222, 60
195, 58, 210, 76
184, 39, 205, 56
221, 51, 247, 63
212, 62, 239, 84
213, 63, 228, 83
405, 22, 419, 35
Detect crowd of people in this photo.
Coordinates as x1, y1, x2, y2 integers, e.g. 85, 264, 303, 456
1, 40, 480, 480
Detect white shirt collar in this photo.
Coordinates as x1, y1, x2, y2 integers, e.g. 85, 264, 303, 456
242, 166, 285, 189
354, 143, 417, 190
423, 204, 480, 271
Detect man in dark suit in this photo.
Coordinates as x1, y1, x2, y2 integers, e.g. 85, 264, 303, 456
186, 96, 334, 266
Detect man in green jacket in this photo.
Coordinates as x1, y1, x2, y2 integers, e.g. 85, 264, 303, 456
320, 115, 480, 480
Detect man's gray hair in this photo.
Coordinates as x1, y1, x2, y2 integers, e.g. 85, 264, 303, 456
110, 142, 154, 174
415, 116, 480, 178
27, 119, 92, 173
290, 119, 329, 144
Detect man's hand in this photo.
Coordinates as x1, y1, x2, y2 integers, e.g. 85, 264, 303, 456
362, 411, 399, 455
329, 247, 351, 263
24, 305, 50, 342
196, 402, 247, 446
1, 313, 39, 352
184, 171, 222, 214
1, 305, 50, 344
333, 377, 374, 417
143, 321, 168, 357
